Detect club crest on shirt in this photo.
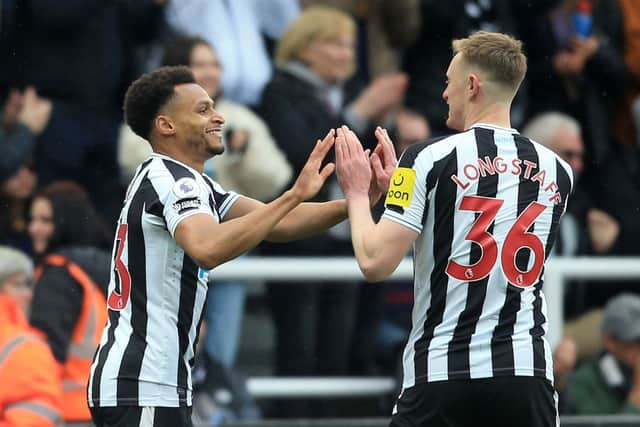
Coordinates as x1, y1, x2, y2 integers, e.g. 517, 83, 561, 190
386, 167, 416, 208
173, 177, 199, 199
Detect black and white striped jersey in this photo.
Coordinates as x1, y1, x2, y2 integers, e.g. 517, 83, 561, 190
383, 124, 573, 389
88, 153, 239, 407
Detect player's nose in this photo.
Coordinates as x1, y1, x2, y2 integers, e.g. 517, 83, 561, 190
211, 109, 225, 125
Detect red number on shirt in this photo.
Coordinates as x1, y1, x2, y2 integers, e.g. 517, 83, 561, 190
446, 196, 547, 288
446, 196, 504, 282
107, 224, 132, 310
501, 202, 547, 287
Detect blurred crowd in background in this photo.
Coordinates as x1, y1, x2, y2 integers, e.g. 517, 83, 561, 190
2, 0, 640, 425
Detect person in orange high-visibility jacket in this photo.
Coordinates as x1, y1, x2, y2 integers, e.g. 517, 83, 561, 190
0, 246, 63, 427
34, 253, 108, 423
28, 182, 112, 425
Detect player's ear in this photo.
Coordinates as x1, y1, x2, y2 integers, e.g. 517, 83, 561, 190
468, 73, 480, 98
156, 115, 176, 136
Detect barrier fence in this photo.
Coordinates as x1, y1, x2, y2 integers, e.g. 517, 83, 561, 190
208, 414, 640, 427
212, 256, 640, 354
209, 256, 640, 420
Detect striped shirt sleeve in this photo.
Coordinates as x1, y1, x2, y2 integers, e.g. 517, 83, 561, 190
163, 176, 216, 237
382, 143, 434, 233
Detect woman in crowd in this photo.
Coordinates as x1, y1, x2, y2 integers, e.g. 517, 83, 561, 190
257, 6, 406, 417
28, 181, 111, 427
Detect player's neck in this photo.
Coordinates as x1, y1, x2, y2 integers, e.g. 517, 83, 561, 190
464, 102, 512, 131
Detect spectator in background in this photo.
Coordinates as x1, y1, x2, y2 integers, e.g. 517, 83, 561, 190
583, 135, 640, 310
522, 0, 627, 166
28, 181, 111, 426
301, 0, 421, 82
0, 85, 51, 253
301, 1, 430, 151
258, 6, 406, 417
523, 112, 608, 361
522, 113, 592, 257
160, 34, 293, 422
0, 246, 63, 427
295, 3, 426, 378
523, 113, 619, 256
166, 0, 300, 107
565, 293, 640, 415
16, 0, 168, 224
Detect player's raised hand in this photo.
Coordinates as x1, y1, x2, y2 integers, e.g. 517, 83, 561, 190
369, 127, 398, 201
336, 125, 371, 201
290, 129, 336, 201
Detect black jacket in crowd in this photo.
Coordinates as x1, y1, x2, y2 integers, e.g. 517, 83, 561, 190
30, 245, 111, 363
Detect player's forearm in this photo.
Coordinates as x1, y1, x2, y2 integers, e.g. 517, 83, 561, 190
203, 191, 302, 267
267, 200, 348, 242
348, 196, 387, 282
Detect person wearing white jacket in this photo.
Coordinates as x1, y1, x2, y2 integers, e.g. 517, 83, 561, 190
165, 0, 299, 106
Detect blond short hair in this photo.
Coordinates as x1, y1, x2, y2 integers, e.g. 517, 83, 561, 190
452, 31, 527, 93
275, 6, 356, 74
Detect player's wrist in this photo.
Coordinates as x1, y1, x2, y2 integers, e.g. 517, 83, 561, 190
347, 193, 370, 207
283, 188, 305, 205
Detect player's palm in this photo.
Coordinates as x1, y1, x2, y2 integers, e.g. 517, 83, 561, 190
292, 130, 336, 201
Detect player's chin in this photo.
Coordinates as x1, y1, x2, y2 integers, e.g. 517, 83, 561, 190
206, 144, 225, 156
446, 115, 463, 132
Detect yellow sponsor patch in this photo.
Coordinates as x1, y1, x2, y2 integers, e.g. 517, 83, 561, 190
385, 167, 416, 207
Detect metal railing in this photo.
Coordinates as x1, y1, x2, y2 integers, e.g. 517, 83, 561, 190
207, 415, 640, 427
210, 256, 640, 399
246, 377, 396, 399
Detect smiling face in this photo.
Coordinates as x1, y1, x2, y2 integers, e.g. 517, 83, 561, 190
190, 43, 222, 98
442, 53, 469, 131
28, 196, 54, 255
164, 83, 225, 159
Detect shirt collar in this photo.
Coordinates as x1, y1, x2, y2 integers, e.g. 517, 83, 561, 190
150, 153, 204, 176
469, 123, 519, 134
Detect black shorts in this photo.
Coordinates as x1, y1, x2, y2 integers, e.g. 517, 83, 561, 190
90, 406, 193, 427
389, 376, 558, 427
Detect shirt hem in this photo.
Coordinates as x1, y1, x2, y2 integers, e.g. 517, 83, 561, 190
404, 368, 552, 388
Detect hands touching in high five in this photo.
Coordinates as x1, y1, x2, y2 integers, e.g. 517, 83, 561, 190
335, 125, 398, 205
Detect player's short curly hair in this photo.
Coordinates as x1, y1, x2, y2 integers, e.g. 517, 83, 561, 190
123, 66, 196, 141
